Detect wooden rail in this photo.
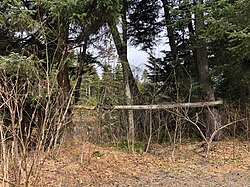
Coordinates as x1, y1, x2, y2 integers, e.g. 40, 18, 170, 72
74, 100, 223, 110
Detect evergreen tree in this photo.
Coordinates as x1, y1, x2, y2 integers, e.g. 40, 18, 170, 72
204, 0, 250, 110
81, 67, 100, 105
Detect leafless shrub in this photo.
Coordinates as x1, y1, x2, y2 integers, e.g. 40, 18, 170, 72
0, 53, 75, 186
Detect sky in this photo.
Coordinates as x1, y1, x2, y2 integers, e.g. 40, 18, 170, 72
128, 46, 148, 74
93, 33, 168, 78
127, 41, 168, 75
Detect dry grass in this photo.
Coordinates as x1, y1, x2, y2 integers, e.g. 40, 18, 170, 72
5, 139, 246, 186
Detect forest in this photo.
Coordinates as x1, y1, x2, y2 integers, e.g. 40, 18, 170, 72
0, 0, 250, 186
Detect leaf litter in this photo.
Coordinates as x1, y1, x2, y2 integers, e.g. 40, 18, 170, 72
24, 139, 250, 186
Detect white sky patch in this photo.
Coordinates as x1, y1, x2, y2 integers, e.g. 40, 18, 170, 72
128, 46, 148, 71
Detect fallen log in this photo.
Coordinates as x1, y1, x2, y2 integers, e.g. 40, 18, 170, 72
74, 100, 223, 110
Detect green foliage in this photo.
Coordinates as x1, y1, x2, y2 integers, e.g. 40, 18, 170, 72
205, 0, 250, 58
128, 0, 162, 50
0, 0, 36, 30
80, 68, 100, 105
202, 0, 250, 104
0, 53, 44, 82
39, 0, 77, 22
99, 63, 125, 105
1, 0, 249, 143
0, 53, 48, 112
38, 0, 121, 28
113, 64, 125, 104
92, 150, 105, 157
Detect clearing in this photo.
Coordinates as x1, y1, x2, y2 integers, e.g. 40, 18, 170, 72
28, 139, 250, 187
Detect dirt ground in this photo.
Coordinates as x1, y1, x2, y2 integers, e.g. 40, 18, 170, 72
26, 139, 250, 187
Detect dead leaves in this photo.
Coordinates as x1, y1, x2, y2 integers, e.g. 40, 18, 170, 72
25, 140, 250, 186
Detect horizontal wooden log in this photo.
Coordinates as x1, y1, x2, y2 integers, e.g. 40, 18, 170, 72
74, 100, 223, 110
74, 105, 96, 110
113, 101, 223, 110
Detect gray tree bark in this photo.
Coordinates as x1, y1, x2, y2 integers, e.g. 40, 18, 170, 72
194, 0, 222, 141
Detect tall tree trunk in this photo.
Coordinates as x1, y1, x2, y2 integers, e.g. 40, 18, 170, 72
109, 26, 143, 104
109, 21, 135, 151
56, 22, 71, 107
54, 19, 72, 142
108, 0, 145, 145
109, 14, 136, 151
161, 0, 178, 66
161, 0, 183, 103
108, 21, 143, 104
239, 59, 249, 113
194, 0, 222, 141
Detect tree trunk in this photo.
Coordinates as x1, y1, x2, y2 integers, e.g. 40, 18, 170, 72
108, 25, 143, 104
162, 0, 186, 102
194, 0, 222, 141
57, 63, 71, 107
239, 59, 249, 113
161, 0, 178, 66
53, 19, 73, 143
108, 0, 145, 144
109, 21, 136, 151
56, 20, 71, 106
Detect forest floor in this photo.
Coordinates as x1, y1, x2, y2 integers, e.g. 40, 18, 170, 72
28, 138, 250, 187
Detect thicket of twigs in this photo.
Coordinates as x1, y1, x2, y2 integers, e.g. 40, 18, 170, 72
0, 54, 249, 186
0, 54, 74, 186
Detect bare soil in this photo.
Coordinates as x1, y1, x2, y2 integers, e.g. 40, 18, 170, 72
27, 139, 250, 187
